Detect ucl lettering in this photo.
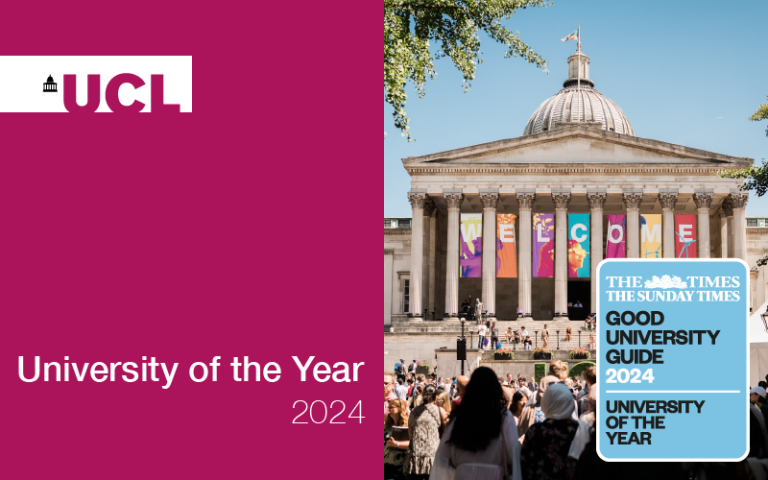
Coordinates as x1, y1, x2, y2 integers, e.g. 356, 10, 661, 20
63, 74, 180, 113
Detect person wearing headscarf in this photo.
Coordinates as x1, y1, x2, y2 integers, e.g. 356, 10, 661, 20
430, 367, 521, 480
517, 375, 558, 441
520, 383, 580, 480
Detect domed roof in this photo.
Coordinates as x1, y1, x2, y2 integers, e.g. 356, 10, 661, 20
523, 48, 633, 136
47, 75, 54, 83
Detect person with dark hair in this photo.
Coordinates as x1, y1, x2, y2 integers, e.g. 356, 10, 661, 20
403, 385, 441, 480
430, 366, 521, 480
394, 378, 408, 400
510, 390, 528, 424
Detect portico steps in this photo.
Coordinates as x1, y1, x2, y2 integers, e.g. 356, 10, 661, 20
393, 319, 592, 336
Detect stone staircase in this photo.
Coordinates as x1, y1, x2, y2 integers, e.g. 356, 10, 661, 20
393, 319, 594, 344
471, 320, 595, 352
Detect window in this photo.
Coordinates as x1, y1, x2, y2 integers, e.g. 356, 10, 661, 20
384, 219, 393, 228
398, 219, 411, 228
403, 279, 410, 313
748, 219, 758, 227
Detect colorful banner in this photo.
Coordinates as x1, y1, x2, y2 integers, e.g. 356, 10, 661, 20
496, 214, 517, 278
568, 213, 590, 277
606, 214, 626, 259
532, 213, 554, 278
460, 213, 482, 278
674, 214, 697, 258
641, 214, 662, 258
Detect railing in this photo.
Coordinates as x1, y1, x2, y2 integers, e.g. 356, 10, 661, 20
469, 328, 596, 352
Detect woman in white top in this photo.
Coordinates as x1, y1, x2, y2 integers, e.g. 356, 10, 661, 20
478, 323, 487, 349
431, 366, 522, 480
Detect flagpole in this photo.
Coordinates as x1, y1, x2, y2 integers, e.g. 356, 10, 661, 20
577, 25, 581, 122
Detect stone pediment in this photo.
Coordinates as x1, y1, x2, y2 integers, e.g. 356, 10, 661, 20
402, 123, 752, 169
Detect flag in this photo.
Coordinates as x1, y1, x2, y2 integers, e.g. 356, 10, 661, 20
561, 29, 579, 42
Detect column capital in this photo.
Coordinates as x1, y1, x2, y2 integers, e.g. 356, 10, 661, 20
407, 191, 429, 209
479, 192, 500, 209
422, 198, 436, 217
444, 192, 464, 210
658, 192, 679, 210
552, 192, 571, 209
623, 193, 643, 209
693, 192, 714, 210
587, 192, 607, 209
729, 191, 749, 209
516, 192, 535, 210
721, 196, 734, 217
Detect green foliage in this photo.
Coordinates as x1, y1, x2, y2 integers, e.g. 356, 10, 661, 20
534, 362, 546, 383
718, 160, 768, 198
750, 95, 768, 137
718, 95, 768, 267
718, 95, 768, 196
384, 0, 550, 140
568, 361, 596, 379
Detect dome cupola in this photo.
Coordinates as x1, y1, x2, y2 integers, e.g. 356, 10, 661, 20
523, 46, 633, 136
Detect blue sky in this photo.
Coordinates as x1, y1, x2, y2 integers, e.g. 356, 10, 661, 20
384, 0, 768, 218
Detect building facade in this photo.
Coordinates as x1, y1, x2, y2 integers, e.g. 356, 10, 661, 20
385, 47, 766, 328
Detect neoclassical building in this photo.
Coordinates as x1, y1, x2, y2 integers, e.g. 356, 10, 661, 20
386, 47, 763, 327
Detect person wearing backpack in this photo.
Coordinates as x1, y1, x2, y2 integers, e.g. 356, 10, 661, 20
408, 360, 417, 376
395, 359, 406, 382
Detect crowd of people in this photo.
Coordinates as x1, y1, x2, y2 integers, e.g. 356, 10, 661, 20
386, 363, 768, 479
384, 361, 598, 480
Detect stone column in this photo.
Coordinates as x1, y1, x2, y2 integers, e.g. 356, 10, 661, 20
720, 196, 734, 258
517, 192, 535, 317
623, 193, 643, 258
384, 249, 394, 327
480, 192, 499, 320
422, 200, 435, 318
693, 192, 713, 258
588, 191, 606, 310
428, 208, 437, 317
659, 191, 678, 258
552, 191, 571, 319
755, 266, 766, 315
444, 191, 464, 319
731, 192, 749, 262
407, 192, 429, 320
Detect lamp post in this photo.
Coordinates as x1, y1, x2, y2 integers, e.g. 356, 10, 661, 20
761, 309, 768, 333
458, 317, 466, 375
557, 330, 560, 350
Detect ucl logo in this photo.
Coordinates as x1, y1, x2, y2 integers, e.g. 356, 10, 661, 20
59, 74, 180, 113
